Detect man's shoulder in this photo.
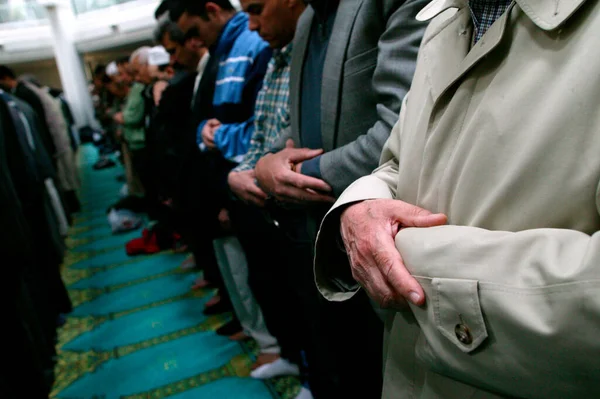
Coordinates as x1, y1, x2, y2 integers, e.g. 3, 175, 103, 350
354, 0, 430, 20
230, 29, 270, 58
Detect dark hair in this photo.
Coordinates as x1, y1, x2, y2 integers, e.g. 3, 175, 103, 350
154, 0, 172, 19
116, 56, 130, 66
154, 18, 185, 45
94, 64, 106, 76
184, 26, 201, 41
0, 65, 16, 80
172, 0, 234, 20
49, 87, 63, 97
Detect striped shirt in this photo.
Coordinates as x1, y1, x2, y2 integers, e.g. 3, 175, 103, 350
234, 44, 293, 172
469, 0, 513, 43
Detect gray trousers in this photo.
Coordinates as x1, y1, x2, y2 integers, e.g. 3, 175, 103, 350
213, 236, 280, 354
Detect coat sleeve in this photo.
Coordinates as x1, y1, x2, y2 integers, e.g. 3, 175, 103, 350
213, 47, 272, 162
314, 95, 406, 301
316, 101, 600, 398
318, 0, 428, 196
122, 86, 145, 127
212, 118, 255, 162
389, 221, 600, 399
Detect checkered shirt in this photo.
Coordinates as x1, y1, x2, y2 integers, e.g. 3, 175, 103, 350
469, 0, 513, 43
234, 44, 293, 172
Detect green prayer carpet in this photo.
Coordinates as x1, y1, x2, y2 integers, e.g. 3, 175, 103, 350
52, 145, 301, 399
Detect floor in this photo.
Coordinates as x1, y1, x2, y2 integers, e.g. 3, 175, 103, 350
51, 145, 301, 399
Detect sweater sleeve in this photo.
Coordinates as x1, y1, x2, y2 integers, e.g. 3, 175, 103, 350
122, 84, 146, 127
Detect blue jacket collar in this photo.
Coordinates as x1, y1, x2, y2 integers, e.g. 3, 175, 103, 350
213, 12, 249, 56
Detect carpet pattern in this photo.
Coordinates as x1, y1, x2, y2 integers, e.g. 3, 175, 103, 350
52, 145, 301, 399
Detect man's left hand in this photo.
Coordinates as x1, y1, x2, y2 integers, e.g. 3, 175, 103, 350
202, 118, 221, 149
113, 112, 124, 124
254, 140, 335, 204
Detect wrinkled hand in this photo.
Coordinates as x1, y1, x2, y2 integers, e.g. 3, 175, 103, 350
202, 119, 221, 149
113, 112, 124, 124
227, 169, 268, 207
340, 199, 447, 308
254, 140, 335, 204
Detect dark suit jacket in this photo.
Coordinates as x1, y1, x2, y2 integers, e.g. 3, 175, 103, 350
13, 82, 56, 161
280, 0, 429, 196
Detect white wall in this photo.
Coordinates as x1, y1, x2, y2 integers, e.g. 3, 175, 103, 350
0, 0, 159, 64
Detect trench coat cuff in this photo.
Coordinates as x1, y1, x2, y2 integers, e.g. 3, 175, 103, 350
314, 175, 396, 301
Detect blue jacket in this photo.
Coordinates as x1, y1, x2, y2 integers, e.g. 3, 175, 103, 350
197, 12, 272, 163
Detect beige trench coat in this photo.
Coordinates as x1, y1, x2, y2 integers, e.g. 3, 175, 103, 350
314, 0, 600, 398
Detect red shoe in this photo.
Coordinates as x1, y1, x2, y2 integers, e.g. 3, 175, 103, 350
125, 237, 146, 256
125, 229, 161, 256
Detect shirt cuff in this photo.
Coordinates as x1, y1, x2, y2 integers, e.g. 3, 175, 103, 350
233, 162, 254, 173
301, 155, 322, 179
196, 121, 206, 148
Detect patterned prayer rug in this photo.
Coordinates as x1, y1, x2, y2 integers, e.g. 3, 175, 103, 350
52, 145, 301, 399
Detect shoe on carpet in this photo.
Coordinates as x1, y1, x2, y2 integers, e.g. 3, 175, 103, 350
205, 295, 221, 307
251, 353, 281, 370
250, 358, 300, 379
192, 278, 212, 290
203, 298, 232, 316
180, 254, 196, 270
228, 331, 250, 341
125, 229, 161, 256
92, 158, 116, 170
216, 319, 243, 337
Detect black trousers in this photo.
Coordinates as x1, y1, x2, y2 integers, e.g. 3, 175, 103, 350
229, 200, 304, 363
231, 201, 383, 398
175, 150, 236, 285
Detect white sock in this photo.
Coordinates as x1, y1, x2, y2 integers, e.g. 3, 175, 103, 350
295, 387, 314, 399
250, 358, 300, 379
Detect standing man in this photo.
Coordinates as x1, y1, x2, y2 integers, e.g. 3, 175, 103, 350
172, 0, 271, 311
251, 0, 428, 397
114, 47, 152, 197
226, 0, 307, 384
315, 1, 600, 398
0, 67, 80, 218
175, 0, 271, 163
154, 15, 219, 271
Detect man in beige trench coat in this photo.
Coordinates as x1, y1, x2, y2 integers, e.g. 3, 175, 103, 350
314, 0, 600, 398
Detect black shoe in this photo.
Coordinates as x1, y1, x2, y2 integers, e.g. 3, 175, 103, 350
203, 299, 233, 316
93, 158, 116, 170
216, 319, 242, 336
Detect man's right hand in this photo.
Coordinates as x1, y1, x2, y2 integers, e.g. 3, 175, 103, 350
254, 140, 335, 204
201, 119, 221, 149
340, 199, 447, 308
228, 169, 268, 207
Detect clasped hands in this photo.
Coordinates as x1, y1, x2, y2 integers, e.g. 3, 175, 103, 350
252, 139, 336, 204
340, 199, 447, 309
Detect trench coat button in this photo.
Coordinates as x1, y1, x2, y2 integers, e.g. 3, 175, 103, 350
455, 323, 473, 345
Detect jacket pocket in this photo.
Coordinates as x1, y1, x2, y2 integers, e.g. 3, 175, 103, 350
344, 47, 378, 77
432, 278, 488, 353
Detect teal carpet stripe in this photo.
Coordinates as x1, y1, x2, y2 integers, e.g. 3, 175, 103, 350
53, 144, 301, 399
